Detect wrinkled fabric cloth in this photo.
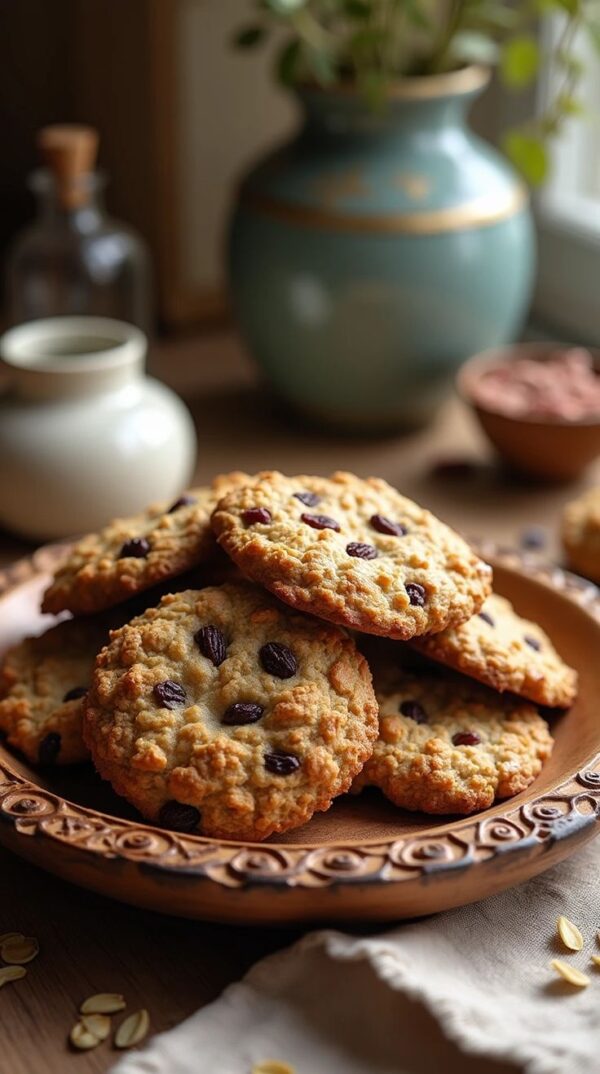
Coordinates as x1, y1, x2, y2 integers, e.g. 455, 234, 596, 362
112, 837, 600, 1074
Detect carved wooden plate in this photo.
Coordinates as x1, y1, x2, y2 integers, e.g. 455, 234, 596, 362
1, 544, 599, 924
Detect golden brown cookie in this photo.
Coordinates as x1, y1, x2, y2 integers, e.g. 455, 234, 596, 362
42, 473, 254, 617
354, 663, 553, 814
211, 471, 492, 641
84, 583, 378, 841
562, 487, 600, 584
412, 593, 577, 708
0, 617, 108, 765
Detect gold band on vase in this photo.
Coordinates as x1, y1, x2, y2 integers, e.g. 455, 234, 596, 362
301, 64, 491, 101
239, 183, 529, 236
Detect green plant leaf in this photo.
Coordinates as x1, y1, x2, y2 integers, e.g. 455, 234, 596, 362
233, 24, 266, 48
276, 37, 302, 84
404, 0, 433, 30
552, 0, 581, 13
343, 0, 371, 17
540, 115, 560, 137
557, 49, 584, 76
264, 0, 307, 14
231, 0, 593, 144
500, 35, 540, 88
305, 45, 336, 85
503, 130, 550, 185
586, 20, 600, 53
349, 27, 388, 59
534, 0, 580, 12
449, 31, 500, 65
469, 3, 521, 31
556, 92, 584, 115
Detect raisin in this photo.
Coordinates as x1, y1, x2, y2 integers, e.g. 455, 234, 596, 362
301, 513, 340, 531
405, 583, 426, 607
153, 680, 187, 709
259, 642, 297, 679
222, 702, 264, 725
119, 537, 150, 559
195, 624, 227, 667
452, 731, 481, 746
242, 507, 272, 525
524, 635, 541, 652
38, 732, 61, 764
264, 751, 301, 775
370, 515, 407, 537
400, 699, 427, 723
159, 801, 200, 832
346, 542, 378, 560
63, 686, 87, 702
521, 526, 546, 550
293, 491, 320, 507
168, 494, 197, 512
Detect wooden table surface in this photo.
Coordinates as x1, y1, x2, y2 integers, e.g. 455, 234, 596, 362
1, 330, 597, 1074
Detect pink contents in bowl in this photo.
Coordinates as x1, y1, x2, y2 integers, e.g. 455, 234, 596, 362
472, 348, 600, 422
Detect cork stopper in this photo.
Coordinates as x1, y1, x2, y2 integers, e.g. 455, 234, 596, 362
37, 125, 99, 209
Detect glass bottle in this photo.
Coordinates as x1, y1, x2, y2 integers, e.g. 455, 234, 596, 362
6, 125, 152, 334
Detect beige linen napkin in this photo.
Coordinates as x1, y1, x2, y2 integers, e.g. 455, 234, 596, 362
112, 836, 600, 1074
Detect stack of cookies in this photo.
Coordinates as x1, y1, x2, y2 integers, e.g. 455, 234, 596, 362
0, 471, 577, 841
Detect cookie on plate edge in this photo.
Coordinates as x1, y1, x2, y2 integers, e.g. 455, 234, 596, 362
412, 592, 577, 708
84, 582, 379, 841
42, 472, 253, 616
354, 662, 553, 815
0, 616, 108, 765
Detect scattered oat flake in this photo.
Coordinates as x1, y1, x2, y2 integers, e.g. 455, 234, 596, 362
591, 955, 600, 968
1, 935, 39, 965
70, 1022, 100, 1050
252, 1063, 296, 1074
557, 916, 584, 952
0, 965, 26, 988
0, 932, 23, 945
80, 992, 126, 1014
115, 1009, 150, 1049
81, 1013, 111, 1041
550, 960, 590, 987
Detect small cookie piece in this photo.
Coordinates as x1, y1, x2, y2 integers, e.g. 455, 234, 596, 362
42, 473, 254, 616
0, 618, 107, 765
412, 593, 577, 708
84, 583, 378, 841
211, 471, 492, 641
562, 487, 600, 585
355, 664, 553, 814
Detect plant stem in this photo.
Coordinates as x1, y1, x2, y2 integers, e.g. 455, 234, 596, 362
539, 11, 582, 138
427, 0, 469, 74
384, 0, 405, 78
290, 6, 333, 52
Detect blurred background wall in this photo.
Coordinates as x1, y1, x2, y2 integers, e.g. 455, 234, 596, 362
0, 0, 515, 333
0, 0, 299, 328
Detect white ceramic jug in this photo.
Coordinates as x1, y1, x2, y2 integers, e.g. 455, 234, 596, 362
0, 316, 197, 540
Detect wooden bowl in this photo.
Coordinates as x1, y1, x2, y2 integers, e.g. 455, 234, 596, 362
457, 343, 600, 481
1, 544, 600, 925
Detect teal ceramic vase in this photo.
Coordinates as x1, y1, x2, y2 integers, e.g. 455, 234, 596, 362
229, 66, 535, 432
